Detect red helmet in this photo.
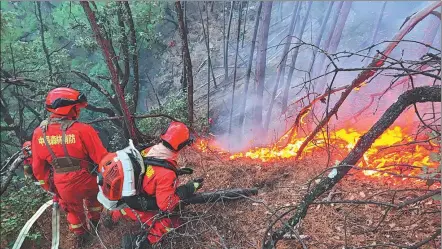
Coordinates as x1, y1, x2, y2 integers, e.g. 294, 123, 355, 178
160, 121, 193, 151
22, 141, 32, 157
45, 87, 87, 116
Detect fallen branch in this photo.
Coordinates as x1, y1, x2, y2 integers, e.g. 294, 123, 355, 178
1, 153, 25, 195
264, 85, 441, 248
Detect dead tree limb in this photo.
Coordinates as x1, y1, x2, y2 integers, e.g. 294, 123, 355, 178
0, 154, 25, 195
263, 85, 441, 248
293, 1, 442, 160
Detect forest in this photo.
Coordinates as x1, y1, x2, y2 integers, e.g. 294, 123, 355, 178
0, 1, 441, 249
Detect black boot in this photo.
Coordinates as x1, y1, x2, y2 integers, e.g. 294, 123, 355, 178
121, 233, 151, 249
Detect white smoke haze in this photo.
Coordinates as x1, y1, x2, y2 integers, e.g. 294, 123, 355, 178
185, 1, 440, 152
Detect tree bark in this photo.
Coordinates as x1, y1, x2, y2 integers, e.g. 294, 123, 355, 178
123, 2, 140, 113
224, 1, 235, 82
264, 2, 301, 132
253, 2, 273, 132
175, 1, 194, 125
238, 2, 262, 135
264, 85, 441, 248
117, 2, 130, 92
292, 1, 442, 159
81, 2, 138, 144
228, 4, 243, 135
36, 2, 53, 83
280, 1, 313, 114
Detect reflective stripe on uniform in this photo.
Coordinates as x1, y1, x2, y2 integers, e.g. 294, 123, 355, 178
69, 223, 83, 229
120, 209, 126, 215
88, 206, 102, 212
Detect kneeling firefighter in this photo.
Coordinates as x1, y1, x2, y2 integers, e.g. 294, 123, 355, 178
97, 121, 203, 249
32, 87, 108, 246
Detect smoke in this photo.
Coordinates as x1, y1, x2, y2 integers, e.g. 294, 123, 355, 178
203, 1, 440, 152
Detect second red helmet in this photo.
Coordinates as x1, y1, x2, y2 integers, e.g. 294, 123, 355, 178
160, 121, 192, 151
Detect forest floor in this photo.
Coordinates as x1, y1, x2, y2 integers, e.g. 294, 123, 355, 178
20, 147, 440, 249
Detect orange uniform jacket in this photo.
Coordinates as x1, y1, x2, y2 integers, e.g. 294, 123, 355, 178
32, 121, 108, 191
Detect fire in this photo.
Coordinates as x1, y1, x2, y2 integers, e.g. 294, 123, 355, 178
195, 126, 440, 184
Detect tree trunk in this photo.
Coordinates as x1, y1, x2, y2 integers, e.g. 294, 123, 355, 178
292, 1, 442, 159
238, 2, 262, 135
176, 1, 194, 125
117, 3, 130, 92
198, 3, 211, 123
308, 2, 334, 73
124, 2, 140, 113
36, 2, 53, 83
228, 4, 243, 135
81, 2, 138, 144
317, 2, 352, 94
264, 2, 301, 132
280, 1, 313, 114
253, 1, 273, 133
313, 1, 344, 79
241, 1, 249, 48
224, 1, 235, 82
265, 86, 441, 248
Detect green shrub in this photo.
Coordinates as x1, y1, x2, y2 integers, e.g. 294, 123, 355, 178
137, 92, 188, 137
1, 177, 50, 247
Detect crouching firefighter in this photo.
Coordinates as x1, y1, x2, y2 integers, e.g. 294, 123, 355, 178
32, 87, 108, 247
97, 121, 203, 249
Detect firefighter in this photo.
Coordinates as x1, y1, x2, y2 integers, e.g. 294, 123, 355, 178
21, 141, 35, 180
98, 121, 202, 249
32, 87, 108, 246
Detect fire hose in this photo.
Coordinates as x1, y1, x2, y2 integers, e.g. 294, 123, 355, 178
13, 188, 257, 249
12, 199, 53, 249
12, 196, 60, 249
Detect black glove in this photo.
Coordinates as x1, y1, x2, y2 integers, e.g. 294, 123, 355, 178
176, 178, 204, 200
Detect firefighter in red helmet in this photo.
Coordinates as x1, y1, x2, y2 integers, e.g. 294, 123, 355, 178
32, 87, 108, 246
98, 121, 202, 249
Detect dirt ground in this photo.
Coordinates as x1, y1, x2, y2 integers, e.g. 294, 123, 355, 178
17, 147, 440, 249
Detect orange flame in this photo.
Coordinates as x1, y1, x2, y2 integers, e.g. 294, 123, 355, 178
195, 126, 440, 185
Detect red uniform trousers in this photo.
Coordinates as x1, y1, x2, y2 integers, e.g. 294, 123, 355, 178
56, 169, 102, 234
111, 208, 181, 244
